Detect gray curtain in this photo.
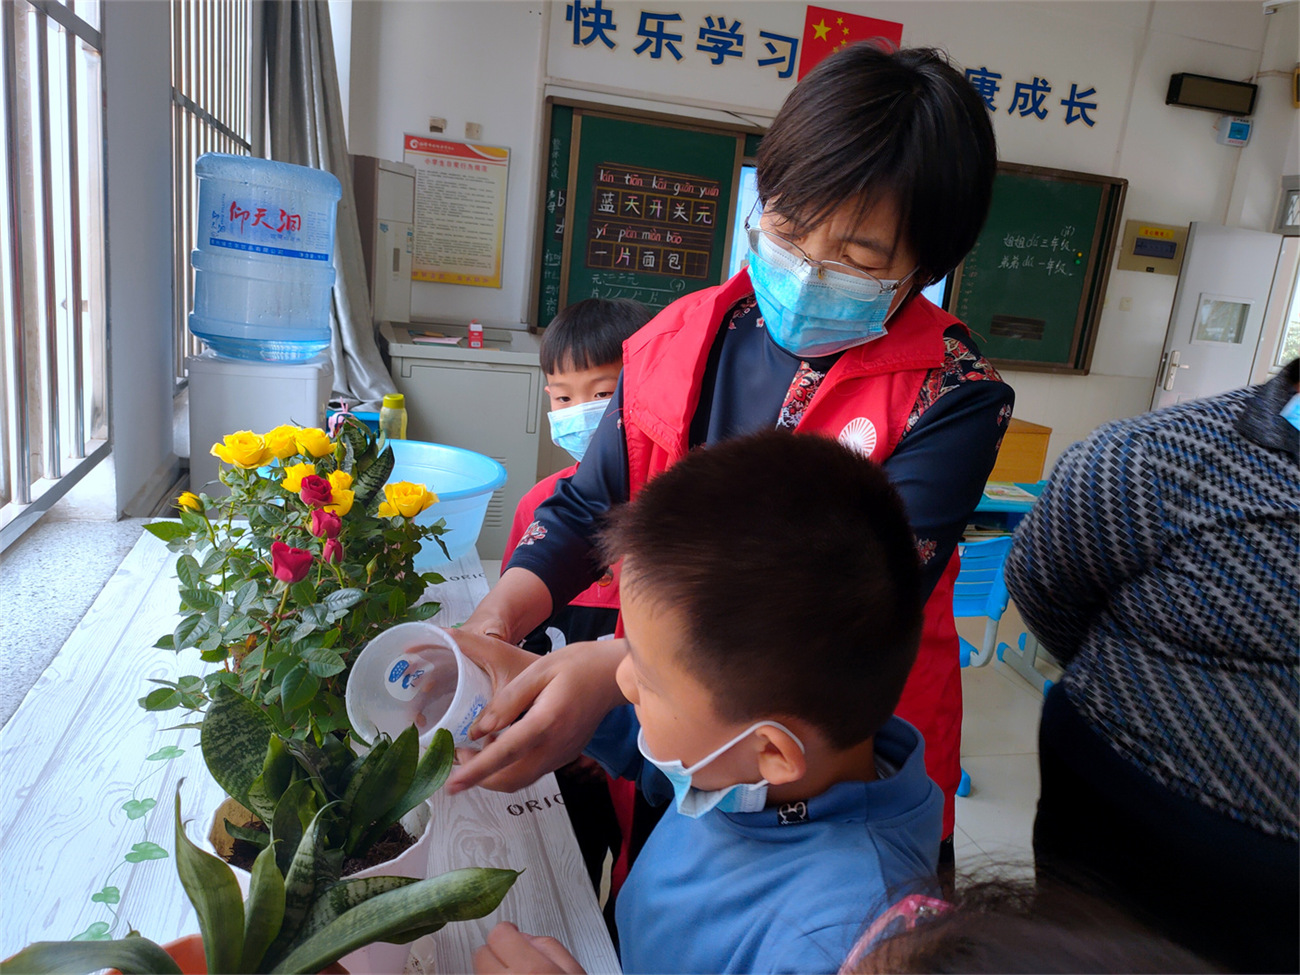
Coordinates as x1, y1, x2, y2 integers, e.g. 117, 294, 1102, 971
264, 0, 395, 408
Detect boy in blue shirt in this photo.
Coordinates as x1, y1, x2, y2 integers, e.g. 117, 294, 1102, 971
474, 431, 942, 975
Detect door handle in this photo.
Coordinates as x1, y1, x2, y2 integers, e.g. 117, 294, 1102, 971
1163, 350, 1189, 391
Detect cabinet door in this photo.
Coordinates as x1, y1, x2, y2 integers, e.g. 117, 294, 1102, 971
396, 358, 543, 559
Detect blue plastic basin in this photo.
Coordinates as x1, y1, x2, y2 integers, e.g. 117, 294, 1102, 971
387, 440, 507, 568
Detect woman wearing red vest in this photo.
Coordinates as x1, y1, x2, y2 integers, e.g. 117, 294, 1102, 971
448, 43, 1013, 868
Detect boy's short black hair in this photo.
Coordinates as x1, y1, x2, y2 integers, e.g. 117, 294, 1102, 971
599, 431, 923, 749
756, 43, 997, 288
540, 298, 653, 375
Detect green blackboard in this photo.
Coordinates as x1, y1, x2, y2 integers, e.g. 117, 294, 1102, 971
952, 163, 1126, 373
531, 103, 750, 327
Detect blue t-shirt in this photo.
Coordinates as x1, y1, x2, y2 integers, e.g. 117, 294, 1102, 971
585, 710, 943, 974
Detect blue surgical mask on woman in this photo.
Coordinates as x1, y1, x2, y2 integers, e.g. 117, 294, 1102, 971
548, 398, 609, 462
636, 721, 805, 818
747, 226, 916, 358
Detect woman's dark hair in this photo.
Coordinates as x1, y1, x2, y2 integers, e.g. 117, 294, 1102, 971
757, 44, 997, 287
598, 430, 923, 748
848, 876, 1219, 974
540, 298, 652, 374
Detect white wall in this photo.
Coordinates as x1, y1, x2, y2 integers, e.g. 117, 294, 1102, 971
103, 1, 178, 515
348, 0, 1296, 467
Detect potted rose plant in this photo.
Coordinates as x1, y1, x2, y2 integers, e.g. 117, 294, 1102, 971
0, 789, 518, 975
141, 417, 446, 741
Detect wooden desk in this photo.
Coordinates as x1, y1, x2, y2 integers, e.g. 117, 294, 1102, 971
0, 533, 620, 974
989, 418, 1052, 483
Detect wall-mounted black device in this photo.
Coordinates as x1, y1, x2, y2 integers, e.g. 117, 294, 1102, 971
1166, 73, 1258, 115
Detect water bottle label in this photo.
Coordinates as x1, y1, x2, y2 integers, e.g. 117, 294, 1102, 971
205, 191, 334, 261
457, 696, 488, 741
386, 658, 426, 702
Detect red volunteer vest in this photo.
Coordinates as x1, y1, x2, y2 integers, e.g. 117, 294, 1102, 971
620, 269, 965, 838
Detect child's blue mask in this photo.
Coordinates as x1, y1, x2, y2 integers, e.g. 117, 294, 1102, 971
547, 399, 608, 462
747, 228, 914, 359
636, 721, 805, 819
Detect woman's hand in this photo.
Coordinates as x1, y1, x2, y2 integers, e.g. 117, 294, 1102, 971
447, 638, 629, 794
474, 922, 585, 975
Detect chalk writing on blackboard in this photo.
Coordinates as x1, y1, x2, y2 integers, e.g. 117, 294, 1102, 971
989, 225, 1084, 277
585, 163, 719, 280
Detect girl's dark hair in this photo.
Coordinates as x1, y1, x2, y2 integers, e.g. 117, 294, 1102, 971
540, 298, 653, 374
757, 44, 997, 287
598, 430, 923, 748
849, 876, 1219, 974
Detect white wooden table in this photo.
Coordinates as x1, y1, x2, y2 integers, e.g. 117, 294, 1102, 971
0, 531, 620, 974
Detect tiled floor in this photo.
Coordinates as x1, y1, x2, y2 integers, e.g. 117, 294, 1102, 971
481, 558, 1054, 875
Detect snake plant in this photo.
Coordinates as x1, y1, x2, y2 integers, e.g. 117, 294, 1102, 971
1, 788, 518, 974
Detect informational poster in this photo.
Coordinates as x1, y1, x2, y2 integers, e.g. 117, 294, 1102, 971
585, 163, 719, 281
403, 135, 509, 288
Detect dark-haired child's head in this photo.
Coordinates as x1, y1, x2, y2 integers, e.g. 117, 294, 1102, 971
756, 43, 997, 291
600, 431, 923, 794
540, 298, 652, 411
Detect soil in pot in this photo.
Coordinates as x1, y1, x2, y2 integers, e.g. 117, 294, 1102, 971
225, 814, 416, 875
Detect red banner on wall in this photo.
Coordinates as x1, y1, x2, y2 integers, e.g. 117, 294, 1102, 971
798, 6, 904, 80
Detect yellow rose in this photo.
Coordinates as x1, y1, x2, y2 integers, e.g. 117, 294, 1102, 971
280, 462, 317, 493
324, 488, 355, 517
176, 491, 202, 512
323, 469, 356, 516
211, 431, 272, 469
263, 424, 302, 460
295, 427, 334, 458
377, 481, 438, 518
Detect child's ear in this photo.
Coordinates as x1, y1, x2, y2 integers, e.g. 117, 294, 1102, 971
755, 724, 806, 786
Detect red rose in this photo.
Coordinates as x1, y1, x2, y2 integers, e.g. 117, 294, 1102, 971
322, 538, 343, 564
298, 474, 333, 508
310, 508, 342, 539
271, 540, 314, 583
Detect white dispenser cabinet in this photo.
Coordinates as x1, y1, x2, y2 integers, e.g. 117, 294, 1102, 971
187, 351, 333, 496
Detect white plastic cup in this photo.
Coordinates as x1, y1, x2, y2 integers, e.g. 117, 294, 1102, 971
346, 622, 493, 750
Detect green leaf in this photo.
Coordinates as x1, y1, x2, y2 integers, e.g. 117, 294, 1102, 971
280, 665, 319, 714
201, 687, 276, 810
300, 646, 346, 678
121, 798, 156, 820
241, 842, 286, 973
289, 875, 416, 947
233, 579, 261, 613
145, 520, 190, 542
224, 819, 270, 849
90, 886, 121, 905
199, 647, 228, 663
291, 620, 319, 643
270, 778, 320, 878
199, 549, 228, 576
176, 554, 201, 590
173, 614, 206, 651
140, 687, 182, 711
323, 588, 364, 616
179, 508, 208, 533
263, 805, 343, 966
173, 788, 244, 975
153, 634, 176, 650
387, 588, 407, 619
290, 580, 317, 608
179, 588, 220, 612
270, 868, 521, 975
407, 601, 443, 621
2, 934, 182, 972
344, 726, 417, 854
147, 744, 186, 762
123, 841, 168, 863
382, 728, 455, 835
351, 445, 394, 506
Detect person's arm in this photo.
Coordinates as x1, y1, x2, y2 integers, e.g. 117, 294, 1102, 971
462, 379, 631, 643
1003, 423, 1161, 663
883, 380, 1014, 600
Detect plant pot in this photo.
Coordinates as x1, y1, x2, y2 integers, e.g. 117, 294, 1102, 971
122, 934, 347, 974
206, 798, 434, 973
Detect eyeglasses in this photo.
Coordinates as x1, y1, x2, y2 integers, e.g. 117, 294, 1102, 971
745, 222, 914, 299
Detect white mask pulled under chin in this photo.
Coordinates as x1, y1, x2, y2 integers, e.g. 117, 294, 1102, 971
636, 721, 805, 819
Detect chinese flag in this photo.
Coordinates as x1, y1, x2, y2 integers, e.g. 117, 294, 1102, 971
797, 6, 904, 80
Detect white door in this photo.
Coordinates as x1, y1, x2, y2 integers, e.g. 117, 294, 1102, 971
1152, 222, 1284, 409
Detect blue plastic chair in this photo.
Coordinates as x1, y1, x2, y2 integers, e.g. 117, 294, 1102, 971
954, 536, 1013, 668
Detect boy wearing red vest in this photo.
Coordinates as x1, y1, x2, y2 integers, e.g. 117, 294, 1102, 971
501, 298, 651, 893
